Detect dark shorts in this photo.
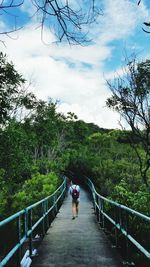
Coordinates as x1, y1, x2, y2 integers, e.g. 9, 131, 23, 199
72, 199, 79, 206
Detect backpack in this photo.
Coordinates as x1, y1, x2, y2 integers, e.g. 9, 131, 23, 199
71, 186, 79, 200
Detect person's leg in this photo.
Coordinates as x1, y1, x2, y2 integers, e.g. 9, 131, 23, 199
76, 202, 79, 217
72, 202, 76, 219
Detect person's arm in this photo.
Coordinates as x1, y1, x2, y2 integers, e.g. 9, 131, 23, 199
69, 186, 72, 195
77, 185, 80, 192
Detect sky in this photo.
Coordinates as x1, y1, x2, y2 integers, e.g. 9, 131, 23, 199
0, 0, 150, 129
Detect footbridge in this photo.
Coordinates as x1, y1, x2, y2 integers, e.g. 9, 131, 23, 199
0, 177, 150, 267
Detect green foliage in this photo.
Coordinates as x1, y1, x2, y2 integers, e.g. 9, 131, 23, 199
1, 53, 150, 267
106, 58, 150, 188
12, 172, 60, 211
0, 169, 8, 219
1, 53, 149, 262
110, 179, 135, 206
0, 52, 38, 126
132, 189, 150, 216
110, 179, 150, 216
0, 121, 33, 183
0, 52, 25, 123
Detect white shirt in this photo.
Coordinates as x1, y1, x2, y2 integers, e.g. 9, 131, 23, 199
69, 184, 80, 201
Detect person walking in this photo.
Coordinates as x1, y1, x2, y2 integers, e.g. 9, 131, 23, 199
69, 181, 80, 220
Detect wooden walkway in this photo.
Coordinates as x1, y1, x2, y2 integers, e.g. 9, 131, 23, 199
32, 188, 123, 267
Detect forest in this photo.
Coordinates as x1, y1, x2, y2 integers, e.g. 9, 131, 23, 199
0, 52, 150, 265
0, 52, 150, 219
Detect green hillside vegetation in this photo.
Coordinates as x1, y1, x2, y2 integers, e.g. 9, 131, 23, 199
0, 52, 150, 266
0, 52, 149, 220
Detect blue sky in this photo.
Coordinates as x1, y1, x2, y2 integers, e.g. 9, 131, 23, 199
1, 0, 150, 129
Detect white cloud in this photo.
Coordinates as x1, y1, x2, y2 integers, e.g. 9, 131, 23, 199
1, 24, 119, 128
1, 0, 149, 129
92, 0, 149, 43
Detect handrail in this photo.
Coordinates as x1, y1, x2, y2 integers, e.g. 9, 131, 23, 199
86, 177, 150, 264
0, 177, 67, 267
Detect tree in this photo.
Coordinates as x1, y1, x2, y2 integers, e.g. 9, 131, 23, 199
0, 0, 102, 45
25, 99, 70, 174
0, 52, 37, 126
106, 57, 150, 189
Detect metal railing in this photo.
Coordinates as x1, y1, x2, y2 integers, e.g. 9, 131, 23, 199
0, 178, 67, 267
86, 177, 150, 266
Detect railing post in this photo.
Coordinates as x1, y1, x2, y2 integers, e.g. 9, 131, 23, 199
24, 209, 28, 238
101, 199, 105, 230
97, 196, 100, 223
98, 197, 102, 226
63, 176, 66, 196
125, 209, 129, 264
52, 195, 56, 218
95, 194, 99, 221
16, 216, 21, 267
28, 209, 33, 257
97, 196, 101, 224
93, 191, 96, 213
124, 210, 134, 266
114, 205, 119, 248
55, 192, 58, 214
46, 199, 49, 230
42, 202, 46, 237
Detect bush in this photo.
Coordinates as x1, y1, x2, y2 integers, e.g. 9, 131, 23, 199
12, 172, 61, 211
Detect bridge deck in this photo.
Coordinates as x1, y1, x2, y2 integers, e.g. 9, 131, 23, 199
32, 188, 123, 267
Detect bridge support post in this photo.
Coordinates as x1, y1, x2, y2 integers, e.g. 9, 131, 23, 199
46, 199, 49, 230
16, 216, 21, 267
42, 202, 46, 237
124, 211, 135, 266
52, 195, 56, 219
101, 200, 105, 230
97, 197, 101, 224
55, 193, 58, 214
114, 206, 119, 248
29, 210, 33, 258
